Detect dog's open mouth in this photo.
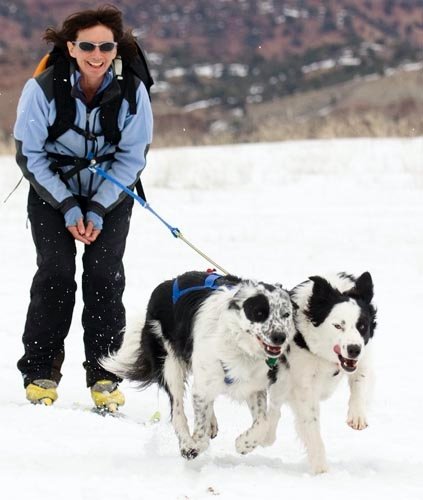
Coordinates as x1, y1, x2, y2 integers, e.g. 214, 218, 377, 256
337, 354, 358, 372
333, 345, 358, 372
257, 337, 282, 358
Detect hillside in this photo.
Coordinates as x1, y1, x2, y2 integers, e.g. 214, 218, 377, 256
1, 0, 422, 148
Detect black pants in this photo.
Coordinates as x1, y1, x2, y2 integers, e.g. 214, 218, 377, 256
18, 186, 134, 387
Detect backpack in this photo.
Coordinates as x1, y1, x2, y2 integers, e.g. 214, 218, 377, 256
33, 42, 154, 199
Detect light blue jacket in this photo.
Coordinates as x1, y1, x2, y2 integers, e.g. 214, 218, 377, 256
14, 67, 153, 228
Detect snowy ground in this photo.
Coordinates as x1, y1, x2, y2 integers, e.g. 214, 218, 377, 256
1, 138, 422, 499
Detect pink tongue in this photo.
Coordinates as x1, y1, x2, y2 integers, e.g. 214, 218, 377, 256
333, 345, 341, 355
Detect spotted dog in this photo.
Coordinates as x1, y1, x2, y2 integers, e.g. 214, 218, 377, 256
102, 271, 295, 459
263, 272, 377, 474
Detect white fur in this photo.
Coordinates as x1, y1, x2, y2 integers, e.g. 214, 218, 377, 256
263, 274, 375, 474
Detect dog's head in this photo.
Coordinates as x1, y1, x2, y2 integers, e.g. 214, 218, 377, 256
227, 281, 295, 359
302, 271, 377, 373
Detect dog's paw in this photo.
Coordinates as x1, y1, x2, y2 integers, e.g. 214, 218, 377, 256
235, 433, 259, 455
209, 414, 219, 439
347, 414, 368, 430
179, 437, 201, 460
180, 447, 199, 460
309, 449, 329, 475
180, 439, 209, 459
311, 462, 329, 475
347, 409, 368, 431
191, 433, 211, 455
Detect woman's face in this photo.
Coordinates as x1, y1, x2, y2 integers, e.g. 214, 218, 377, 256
67, 24, 117, 84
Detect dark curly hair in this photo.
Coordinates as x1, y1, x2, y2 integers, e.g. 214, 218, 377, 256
43, 5, 138, 59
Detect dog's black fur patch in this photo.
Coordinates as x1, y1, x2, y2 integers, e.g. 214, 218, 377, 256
294, 331, 310, 350
267, 363, 279, 385
305, 276, 349, 327
243, 294, 270, 323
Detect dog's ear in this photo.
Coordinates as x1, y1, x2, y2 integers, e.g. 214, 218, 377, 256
228, 299, 241, 311
288, 287, 299, 309
306, 276, 342, 326
309, 276, 340, 302
290, 298, 299, 311
351, 271, 374, 304
229, 288, 245, 311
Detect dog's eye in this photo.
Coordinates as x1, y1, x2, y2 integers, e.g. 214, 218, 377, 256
283, 312, 290, 319
249, 307, 269, 322
333, 323, 342, 330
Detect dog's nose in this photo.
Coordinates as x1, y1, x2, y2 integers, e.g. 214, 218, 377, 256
270, 331, 286, 345
347, 344, 361, 359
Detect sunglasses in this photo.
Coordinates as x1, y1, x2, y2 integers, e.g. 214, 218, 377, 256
72, 41, 117, 52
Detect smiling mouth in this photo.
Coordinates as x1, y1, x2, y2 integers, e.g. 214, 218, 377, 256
337, 354, 358, 372
87, 61, 104, 68
257, 337, 283, 358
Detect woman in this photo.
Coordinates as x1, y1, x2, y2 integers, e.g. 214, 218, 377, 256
14, 6, 153, 411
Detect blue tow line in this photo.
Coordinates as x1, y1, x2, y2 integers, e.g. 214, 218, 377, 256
89, 163, 180, 238
88, 163, 230, 275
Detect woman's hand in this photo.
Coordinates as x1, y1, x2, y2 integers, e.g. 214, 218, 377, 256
67, 218, 93, 244
65, 208, 102, 244
85, 220, 101, 243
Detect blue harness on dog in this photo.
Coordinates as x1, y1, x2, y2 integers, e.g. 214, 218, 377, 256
172, 273, 223, 304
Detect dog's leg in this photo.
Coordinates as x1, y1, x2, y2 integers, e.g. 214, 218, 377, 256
235, 390, 268, 455
209, 405, 219, 439
291, 388, 328, 474
191, 392, 214, 454
347, 355, 373, 430
163, 353, 198, 459
261, 379, 287, 447
261, 360, 291, 448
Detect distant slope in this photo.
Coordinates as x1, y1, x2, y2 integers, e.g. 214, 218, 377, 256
0, 0, 422, 147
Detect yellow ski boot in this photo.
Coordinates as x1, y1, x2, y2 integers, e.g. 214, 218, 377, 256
26, 379, 58, 406
90, 380, 124, 414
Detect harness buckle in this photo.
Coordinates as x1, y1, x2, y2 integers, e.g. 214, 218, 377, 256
88, 160, 97, 173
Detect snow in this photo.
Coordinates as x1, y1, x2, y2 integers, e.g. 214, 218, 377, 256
1, 137, 423, 499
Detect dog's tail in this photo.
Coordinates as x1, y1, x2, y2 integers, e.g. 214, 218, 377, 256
100, 317, 165, 389
100, 315, 143, 380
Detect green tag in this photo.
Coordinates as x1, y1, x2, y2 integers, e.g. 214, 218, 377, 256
266, 357, 278, 368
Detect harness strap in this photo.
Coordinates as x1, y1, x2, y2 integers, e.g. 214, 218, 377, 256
47, 151, 147, 201
48, 152, 116, 180
69, 123, 102, 141
221, 362, 235, 385
46, 53, 74, 142
172, 273, 223, 304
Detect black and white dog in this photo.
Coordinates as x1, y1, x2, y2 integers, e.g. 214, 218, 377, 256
102, 271, 295, 459
263, 272, 377, 474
